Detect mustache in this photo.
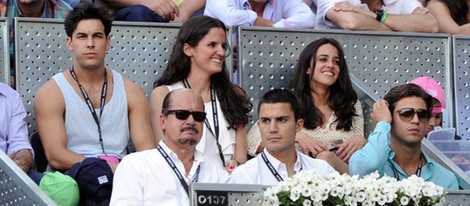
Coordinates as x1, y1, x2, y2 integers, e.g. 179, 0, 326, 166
181, 126, 199, 134
178, 126, 199, 146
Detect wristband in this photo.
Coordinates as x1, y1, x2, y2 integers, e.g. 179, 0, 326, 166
380, 12, 388, 23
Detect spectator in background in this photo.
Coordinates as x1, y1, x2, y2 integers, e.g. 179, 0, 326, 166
315, 0, 438, 32
150, 16, 252, 174
0, 82, 33, 173
95, 0, 205, 23
410, 76, 446, 134
230, 89, 335, 185
247, 38, 365, 174
111, 89, 229, 205
349, 83, 458, 189
1, 0, 80, 87
411, 76, 468, 174
34, 2, 155, 204
204, 0, 315, 28
205, 0, 314, 83
427, 0, 470, 35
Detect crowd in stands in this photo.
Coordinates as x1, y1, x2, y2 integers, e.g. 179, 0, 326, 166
1, 0, 468, 205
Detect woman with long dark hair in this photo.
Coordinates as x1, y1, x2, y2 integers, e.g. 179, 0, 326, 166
427, 0, 470, 34
150, 16, 252, 173
247, 38, 365, 174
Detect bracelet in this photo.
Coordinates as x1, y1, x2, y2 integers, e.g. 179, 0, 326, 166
373, 9, 383, 22
380, 12, 388, 23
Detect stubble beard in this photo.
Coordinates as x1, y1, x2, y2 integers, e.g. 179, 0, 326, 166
178, 138, 198, 146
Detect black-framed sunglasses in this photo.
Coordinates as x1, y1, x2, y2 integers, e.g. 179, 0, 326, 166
163, 110, 206, 122
395, 108, 431, 123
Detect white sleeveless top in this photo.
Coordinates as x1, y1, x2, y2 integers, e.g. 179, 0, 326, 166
53, 70, 129, 159
167, 82, 235, 167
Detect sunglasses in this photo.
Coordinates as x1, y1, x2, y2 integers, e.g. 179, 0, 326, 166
395, 108, 431, 123
163, 110, 206, 122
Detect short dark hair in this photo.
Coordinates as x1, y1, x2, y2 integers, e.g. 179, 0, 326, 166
64, 1, 113, 38
383, 83, 434, 114
258, 89, 302, 121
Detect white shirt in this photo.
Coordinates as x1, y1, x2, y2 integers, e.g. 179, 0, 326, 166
110, 141, 230, 206
315, 0, 422, 29
204, 0, 315, 28
229, 148, 335, 185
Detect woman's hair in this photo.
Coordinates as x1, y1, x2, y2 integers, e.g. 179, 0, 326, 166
155, 16, 251, 128
440, 0, 469, 25
289, 38, 358, 131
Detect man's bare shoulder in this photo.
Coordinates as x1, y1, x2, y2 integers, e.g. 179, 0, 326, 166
122, 77, 146, 97
35, 78, 65, 109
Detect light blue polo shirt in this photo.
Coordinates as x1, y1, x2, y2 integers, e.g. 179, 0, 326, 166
349, 121, 459, 189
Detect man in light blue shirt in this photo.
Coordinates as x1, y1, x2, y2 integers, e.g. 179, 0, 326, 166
349, 83, 458, 189
0, 82, 33, 173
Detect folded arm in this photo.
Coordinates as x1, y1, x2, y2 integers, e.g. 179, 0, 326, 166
383, 7, 438, 33
204, 0, 257, 26
327, 2, 392, 31
427, 1, 470, 35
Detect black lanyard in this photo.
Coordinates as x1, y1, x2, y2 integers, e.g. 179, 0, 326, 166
390, 153, 423, 180
182, 79, 225, 165
260, 151, 304, 182
70, 66, 108, 155
261, 151, 284, 182
157, 144, 200, 195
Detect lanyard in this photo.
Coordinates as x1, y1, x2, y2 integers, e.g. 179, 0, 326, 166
70, 66, 108, 155
261, 151, 284, 182
260, 151, 303, 182
390, 153, 423, 180
157, 144, 200, 195
182, 79, 225, 165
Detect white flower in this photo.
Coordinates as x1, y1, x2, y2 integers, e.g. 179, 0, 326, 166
263, 170, 445, 206
303, 199, 312, 206
301, 185, 312, 197
400, 196, 410, 205
290, 187, 301, 201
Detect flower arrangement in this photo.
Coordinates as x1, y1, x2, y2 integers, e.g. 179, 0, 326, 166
263, 171, 446, 206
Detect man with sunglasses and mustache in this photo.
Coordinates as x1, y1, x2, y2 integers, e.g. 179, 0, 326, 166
349, 83, 458, 189
111, 89, 229, 205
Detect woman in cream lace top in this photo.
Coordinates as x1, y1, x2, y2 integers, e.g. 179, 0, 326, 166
247, 38, 365, 174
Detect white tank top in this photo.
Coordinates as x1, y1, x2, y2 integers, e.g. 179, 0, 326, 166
53, 70, 129, 159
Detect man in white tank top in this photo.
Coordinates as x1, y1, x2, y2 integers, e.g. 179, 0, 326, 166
34, 2, 156, 204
